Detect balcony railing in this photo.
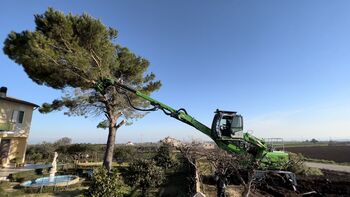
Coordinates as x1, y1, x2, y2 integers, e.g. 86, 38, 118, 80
0, 122, 14, 131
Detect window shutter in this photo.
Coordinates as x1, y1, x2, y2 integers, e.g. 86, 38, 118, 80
12, 111, 18, 122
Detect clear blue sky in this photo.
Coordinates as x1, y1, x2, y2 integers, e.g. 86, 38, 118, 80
1, 1, 350, 144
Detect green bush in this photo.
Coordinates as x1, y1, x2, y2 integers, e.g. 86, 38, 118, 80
303, 167, 323, 176
8, 171, 40, 182
286, 153, 323, 176
86, 167, 130, 197
154, 143, 178, 170
114, 145, 137, 163
127, 159, 165, 196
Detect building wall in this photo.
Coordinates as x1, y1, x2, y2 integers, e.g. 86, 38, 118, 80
0, 137, 27, 166
0, 99, 35, 167
0, 99, 34, 137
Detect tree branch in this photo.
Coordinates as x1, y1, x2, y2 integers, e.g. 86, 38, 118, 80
41, 51, 95, 85
59, 33, 74, 53
115, 119, 126, 129
48, 43, 70, 53
90, 49, 101, 68
114, 111, 123, 122
91, 49, 102, 62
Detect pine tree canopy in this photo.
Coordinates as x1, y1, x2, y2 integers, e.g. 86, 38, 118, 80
3, 8, 162, 170
3, 7, 161, 121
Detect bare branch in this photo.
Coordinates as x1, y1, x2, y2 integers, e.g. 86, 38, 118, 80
90, 49, 101, 68
115, 119, 126, 129
59, 33, 74, 53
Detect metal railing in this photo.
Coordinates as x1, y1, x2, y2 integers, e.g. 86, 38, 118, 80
265, 138, 285, 151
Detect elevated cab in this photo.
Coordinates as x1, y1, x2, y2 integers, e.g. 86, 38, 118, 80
211, 109, 244, 140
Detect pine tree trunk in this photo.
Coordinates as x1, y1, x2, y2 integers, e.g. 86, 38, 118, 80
103, 120, 116, 171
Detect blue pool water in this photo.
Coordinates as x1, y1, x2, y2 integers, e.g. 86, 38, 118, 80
21, 175, 75, 187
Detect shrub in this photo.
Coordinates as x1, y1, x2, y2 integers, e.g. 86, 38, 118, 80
114, 145, 137, 163
127, 159, 165, 196
86, 167, 130, 197
286, 153, 323, 176
8, 171, 39, 182
303, 167, 323, 176
153, 143, 178, 170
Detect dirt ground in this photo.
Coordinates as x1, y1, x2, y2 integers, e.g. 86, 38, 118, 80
201, 170, 350, 197
296, 170, 350, 196
285, 146, 350, 163
256, 169, 350, 196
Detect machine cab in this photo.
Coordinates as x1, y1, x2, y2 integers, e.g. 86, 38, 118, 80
211, 109, 243, 139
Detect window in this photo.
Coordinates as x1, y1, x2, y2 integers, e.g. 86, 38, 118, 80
230, 115, 243, 134
12, 110, 25, 124
18, 111, 24, 124
231, 116, 243, 128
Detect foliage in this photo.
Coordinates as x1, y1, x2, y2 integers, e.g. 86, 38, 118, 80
8, 170, 40, 182
114, 145, 137, 163
86, 167, 130, 197
303, 167, 323, 176
25, 152, 43, 164
286, 153, 323, 176
66, 143, 95, 154
153, 143, 177, 170
25, 141, 55, 163
26, 140, 103, 164
3, 7, 161, 170
127, 159, 165, 196
54, 137, 72, 146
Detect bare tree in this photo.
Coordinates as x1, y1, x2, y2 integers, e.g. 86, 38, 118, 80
205, 147, 259, 197
178, 141, 204, 194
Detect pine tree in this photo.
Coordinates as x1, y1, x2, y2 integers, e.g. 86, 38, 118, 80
3, 8, 161, 170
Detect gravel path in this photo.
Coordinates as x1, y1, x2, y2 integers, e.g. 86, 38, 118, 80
305, 162, 350, 173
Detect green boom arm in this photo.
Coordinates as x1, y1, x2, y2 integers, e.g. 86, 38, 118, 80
96, 80, 289, 167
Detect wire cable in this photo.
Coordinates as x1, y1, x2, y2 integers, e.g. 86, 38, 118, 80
124, 92, 158, 112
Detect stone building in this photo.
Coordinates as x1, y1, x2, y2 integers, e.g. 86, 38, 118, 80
161, 136, 182, 148
0, 87, 38, 167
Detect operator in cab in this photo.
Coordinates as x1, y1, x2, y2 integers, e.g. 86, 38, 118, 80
212, 110, 243, 139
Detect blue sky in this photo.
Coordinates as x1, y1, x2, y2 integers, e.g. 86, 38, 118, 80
1, 1, 350, 144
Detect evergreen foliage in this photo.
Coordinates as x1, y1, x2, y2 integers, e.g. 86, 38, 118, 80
154, 143, 177, 170
3, 8, 161, 170
127, 159, 165, 196
114, 145, 137, 163
87, 167, 130, 197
